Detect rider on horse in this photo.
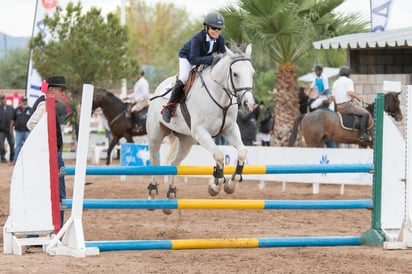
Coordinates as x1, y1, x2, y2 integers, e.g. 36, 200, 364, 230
162, 11, 226, 123
308, 64, 334, 111
127, 70, 149, 131
331, 66, 372, 143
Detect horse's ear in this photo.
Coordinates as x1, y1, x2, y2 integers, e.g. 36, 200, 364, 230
245, 44, 252, 58
225, 46, 235, 57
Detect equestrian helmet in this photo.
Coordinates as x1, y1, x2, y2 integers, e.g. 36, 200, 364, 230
313, 64, 323, 71
339, 66, 351, 77
204, 11, 225, 29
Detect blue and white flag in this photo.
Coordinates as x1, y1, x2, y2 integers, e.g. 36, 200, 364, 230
370, 0, 393, 32
26, 0, 59, 107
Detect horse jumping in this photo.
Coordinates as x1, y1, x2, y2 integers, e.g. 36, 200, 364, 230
92, 89, 147, 165
146, 45, 255, 214
288, 92, 403, 147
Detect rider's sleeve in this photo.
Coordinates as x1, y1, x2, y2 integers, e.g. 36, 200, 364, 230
188, 36, 214, 65
26, 101, 46, 131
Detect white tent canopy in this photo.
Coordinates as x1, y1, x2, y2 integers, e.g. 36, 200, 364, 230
313, 26, 412, 49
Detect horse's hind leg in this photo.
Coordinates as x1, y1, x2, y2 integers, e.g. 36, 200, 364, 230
162, 135, 195, 215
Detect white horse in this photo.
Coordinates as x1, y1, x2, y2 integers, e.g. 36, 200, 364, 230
147, 45, 255, 213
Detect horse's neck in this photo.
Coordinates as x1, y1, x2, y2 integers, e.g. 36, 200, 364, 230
101, 99, 126, 121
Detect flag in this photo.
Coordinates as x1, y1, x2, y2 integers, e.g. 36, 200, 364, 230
370, 0, 393, 32
26, 0, 59, 107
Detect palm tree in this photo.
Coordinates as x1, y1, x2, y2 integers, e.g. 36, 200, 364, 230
221, 0, 368, 146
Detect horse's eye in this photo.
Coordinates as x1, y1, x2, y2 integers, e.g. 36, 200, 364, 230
233, 73, 238, 77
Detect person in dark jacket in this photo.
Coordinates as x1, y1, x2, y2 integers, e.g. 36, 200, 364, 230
0, 94, 15, 163
162, 11, 226, 123
12, 96, 32, 163
257, 101, 273, 146
27, 76, 67, 228
237, 97, 259, 146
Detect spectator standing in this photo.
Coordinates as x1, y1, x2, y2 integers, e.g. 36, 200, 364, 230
27, 76, 67, 227
12, 96, 32, 163
237, 97, 259, 146
0, 94, 15, 163
257, 101, 272, 146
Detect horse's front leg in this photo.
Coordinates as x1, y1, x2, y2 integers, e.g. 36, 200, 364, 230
192, 129, 225, 196
223, 129, 247, 194
106, 136, 119, 165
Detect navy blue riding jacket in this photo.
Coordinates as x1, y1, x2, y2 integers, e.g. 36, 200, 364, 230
179, 29, 226, 65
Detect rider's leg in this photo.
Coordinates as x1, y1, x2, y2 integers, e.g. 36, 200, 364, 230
162, 80, 185, 123
359, 113, 372, 142
132, 111, 143, 131
162, 58, 191, 123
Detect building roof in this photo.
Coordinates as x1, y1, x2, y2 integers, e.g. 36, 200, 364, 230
298, 67, 340, 82
313, 26, 412, 49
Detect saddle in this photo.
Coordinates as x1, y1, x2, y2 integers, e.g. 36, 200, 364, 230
179, 65, 207, 129
337, 113, 360, 131
181, 65, 206, 100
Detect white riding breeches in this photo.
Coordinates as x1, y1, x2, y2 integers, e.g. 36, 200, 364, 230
310, 95, 334, 111
178, 58, 192, 84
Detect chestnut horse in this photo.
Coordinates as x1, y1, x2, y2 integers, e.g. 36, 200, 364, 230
288, 92, 403, 147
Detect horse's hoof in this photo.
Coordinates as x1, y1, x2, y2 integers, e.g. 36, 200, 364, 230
208, 185, 219, 196
147, 196, 156, 211
224, 181, 237, 194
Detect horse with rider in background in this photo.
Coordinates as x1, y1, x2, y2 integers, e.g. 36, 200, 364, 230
92, 89, 148, 165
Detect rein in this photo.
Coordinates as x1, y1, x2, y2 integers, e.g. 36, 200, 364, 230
198, 57, 253, 136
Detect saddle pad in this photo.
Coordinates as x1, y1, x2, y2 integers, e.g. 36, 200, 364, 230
337, 112, 360, 131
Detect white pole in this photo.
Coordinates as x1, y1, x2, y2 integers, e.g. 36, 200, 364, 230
120, 0, 127, 98
405, 85, 412, 246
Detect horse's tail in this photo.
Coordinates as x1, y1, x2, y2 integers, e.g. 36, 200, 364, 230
288, 114, 305, 147
165, 133, 179, 165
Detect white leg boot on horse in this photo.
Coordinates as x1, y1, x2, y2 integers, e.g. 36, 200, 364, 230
162, 80, 185, 123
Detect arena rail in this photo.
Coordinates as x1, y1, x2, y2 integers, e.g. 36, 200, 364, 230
63, 164, 374, 176
61, 198, 373, 210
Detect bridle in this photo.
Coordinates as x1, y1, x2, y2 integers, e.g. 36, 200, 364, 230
196, 56, 254, 136
93, 90, 126, 127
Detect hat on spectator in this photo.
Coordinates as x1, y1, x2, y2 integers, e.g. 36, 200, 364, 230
47, 76, 66, 89
0, 94, 5, 99
22, 96, 27, 101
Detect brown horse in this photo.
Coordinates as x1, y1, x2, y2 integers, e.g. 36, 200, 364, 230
288, 92, 403, 147
92, 89, 147, 165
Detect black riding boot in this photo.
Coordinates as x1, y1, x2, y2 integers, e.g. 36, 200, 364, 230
162, 80, 185, 123
359, 113, 372, 142
132, 111, 143, 132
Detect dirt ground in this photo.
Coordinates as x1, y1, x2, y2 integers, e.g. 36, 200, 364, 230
1, 159, 412, 274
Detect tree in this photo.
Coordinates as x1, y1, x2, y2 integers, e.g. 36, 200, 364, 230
221, 0, 368, 145
30, 2, 138, 101
125, 0, 200, 86
0, 47, 29, 89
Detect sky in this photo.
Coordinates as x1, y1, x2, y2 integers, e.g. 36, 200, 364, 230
0, 0, 411, 37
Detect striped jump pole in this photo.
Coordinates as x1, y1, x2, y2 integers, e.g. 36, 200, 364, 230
85, 236, 362, 251
63, 163, 374, 176
61, 199, 373, 210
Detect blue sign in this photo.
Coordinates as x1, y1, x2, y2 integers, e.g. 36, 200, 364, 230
120, 144, 152, 166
